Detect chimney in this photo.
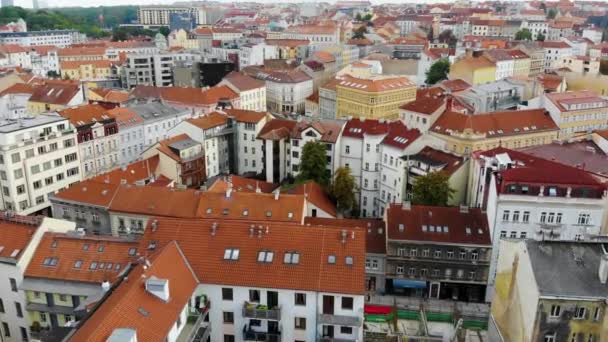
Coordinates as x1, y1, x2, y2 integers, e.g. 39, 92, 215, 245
226, 186, 232, 198
341, 230, 347, 244
249, 224, 255, 237
566, 187, 572, 198
599, 254, 608, 284
211, 222, 218, 236
459, 205, 469, 213
274, 189, 280, 200
151, 219, 158, 232
101, 280, 111, 293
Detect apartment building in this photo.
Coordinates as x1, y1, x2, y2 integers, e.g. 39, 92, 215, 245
66, 241, 200, 342
105, 107, 145, 166
544, 90, 608, 137
384, 204, 492, 303
469, 148, 607, 301
140, 217, 366, 342
339, 118, 423, 218
246, 68, 313, 115
257, 119, 297, 183
335, 75, 416, 120
513, 41, 545, 77
0, 30, 85, 48
429, 109, 560, 156
21, 231, 139, 335
558, 55, 600, 74
541, 41, 573, 72
27, 82, 84, 114
276, 23, 340, 46
520, 20, 548, 40
0, 115, 81, 215
228, 109, 270, 176
219, 72, 267, 112
288, 120, 344, 180
58, 104, 120, 179
59, 60, 115, 82
0, 83, 34, 120
129, 85, 240, 115
0, 215, 68, 342
238, 43, 279, 69
138, 6, 207, 26
491, 240, 608, 342
130, 102, 192, 149
121, 52, 200, 88
57, 47, 106, 63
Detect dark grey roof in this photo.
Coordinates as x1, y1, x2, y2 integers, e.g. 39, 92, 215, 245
129, 103, 187, 122
169, 137, 198, 151
526, 240, 608, 299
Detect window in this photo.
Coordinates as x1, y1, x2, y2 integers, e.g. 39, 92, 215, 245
284, 252, 300, 264
341, 297, 353, 310
512, 211, 520, 222
224, 335, 235, 342
223, 248, 240, 260
14, 302, 22, 318
295, 293, 306, 306
502, 210, 510, 221
222, 288, 233, 301
257, 250, 274, 263
295, 317, 306, 329
74, 260, 82, 269
340, 326, 353, 335
434, 250, 442, 258
540, 212, 547, 223
128, 248, 136, 256
459, 250, 467, 259
578, 213, 591, 225
328, 255, 336, 264
593, 307, 601, 321
510, 231, 517, 238
14, 169, 23, 179
16, 185, 25, 195
345, 256, 353, 265
447, 251, 454, 259
223, 311, 234, 323
574, 307, 586, 319
523, 211, 530, 223
89, 262, 97, 270
2, 322, 9, 337
9, 278, 17, 292
249, 290, 260, 302
11, 153, 20, 163
345, 145, 350, 154
31, 165, 40, 174
500, 231, 507, 238
550, 305, 561, 317
0, 299, 3, 313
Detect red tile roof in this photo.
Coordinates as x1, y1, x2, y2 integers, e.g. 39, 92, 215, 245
24, 232, 139, 284
90, 88, 129, 104
53, 181, 120, 208
207, 175, 278, 194
29, 82, 81, 106
58, 104, 110, 127
257, 119, 298, 140
541, 41, 572, 49
286, 181, 337, 217
88, 156, 159, 186
304, 217, 385, 254
222, 71, 266, 92
0, 82, 35, 97
439, 79, 472, 93
408, 146, 465, 176
291, 120, 343, 143
186, 112, 229, 130
400, 88, 446, 114
545, 90, 608, 112
224, 108, 268, 123
431, 109, 559, 137
109, 185, 202, 218
139, 217, 366, 295
69, 242, 198, 342
336, 74, 415, 93
130, 85, 239, 108
386, 204, 491, 245
60, 60, 113, 70
0, 216, 40, 260
342, 118, 421, 150
58, 47, 106, 57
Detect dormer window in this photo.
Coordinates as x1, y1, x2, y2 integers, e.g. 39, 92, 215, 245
224, 248, 240, 260
257, 250, 274, 263
548, 187, 557, 197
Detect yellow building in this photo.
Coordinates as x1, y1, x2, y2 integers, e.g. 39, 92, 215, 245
168, 29, 199, 50
27, 81, 83, 114
491, 239, 608, 342
449, 52, 496, 85
265, 39, 309, 59
60, 60, 113, 81
429, 109, 560, 155
336, 75, 416, 120
509, 49, 531, 77
545, 90, 608, 138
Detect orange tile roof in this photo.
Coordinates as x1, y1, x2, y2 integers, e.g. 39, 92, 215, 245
0, 216, 40, 260
154, 134, 197, 162
58, 47, 106, 57
186, 112, 229, 130
196, 191, 305, 222
400, 88, 446, 114
60, 60, 113, 70
139, 217, 366, 294
257, 119, 297, 140
69, 242, 198, 342
431, 109, 559, 137
224, 108, 268, 123
314, 51, 336, 63
541, 41, 572, 49
88, 156, 159, 186
545, 90, 608, 112
285, 24, 336, 35
0, 82, 35, 97
105, 107, 144, 128
0, 44, 27, 54
286, 181, 337, 217
304, 217, 385, 254
109, 185, 202, 218
265, 39, 310, 48
133, 85, 239, 107
222, 71, 265, 92
90, 88, 129, 104
595, 129, 608, 140
336, 74, 415, 93
58, 104, 111, 127
53, 180, 120, 207
24, 232, 139, 284
207, 175, 278, 194
29, 82, 81, 106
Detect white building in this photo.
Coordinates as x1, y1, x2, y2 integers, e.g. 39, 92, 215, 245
583, 28, 603, 44
340, 118, 426, 218
0, 30, 85, 48
0, 115, 81, 215
0, 216, 74, 342
219, 71, 267, 112
541, 41, 573, 71
484, 50, 515, 81
0, 45, 31, 69
58, 105, 119, 180
137, 5, 207, 26
288, 120, 345, 179
469, 148, 608, 302
121, 52, 201, 88
0, 83, 34, 120
238, 43, 279, 69
249, 69, 313, 115
521, 20, 548, 41
129, 102, 192, 151
106, 107, 146, 166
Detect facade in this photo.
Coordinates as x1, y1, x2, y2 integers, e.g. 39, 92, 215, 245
385, 203, 492, 302
248, 68, 313, 115
449, 52, 496, 86
541, 41, 573, 71
490, 240, 608, 342
288, 120, 344, 179
121, 52, 200, 88
335, 75, 416, 120
318, 78, 341, 120
514, 42, 545, 77
0, 115, 81, 215
105, 107, 145, 166
58, 105, 120, 180
455, 79, 525, 113
59, 60, 114, 82
429, 109, 560, 156
238, 43, 279, 69
469, 148, 608, 302
129, 102, 192, 150
138, 6, 207, 26
558, 55, 600, 74
544, 90, 608, 137
0, 29, 85, 48
219, 71, 267, 112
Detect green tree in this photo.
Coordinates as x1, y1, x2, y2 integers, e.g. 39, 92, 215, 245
547, 8, 557, 19
536, 32, 546, 41
425, 59, 450, 85
355, 13, 362, 21
412, 172, 455, 206
47, 70, 60, 78
331, 167, 357, 215
515, 28, 532, 41
363, 13, 373, 21
159, 26, 170, 37
351, 25, 368, 39
297, 141, 330, 186
437, 29, 457, 48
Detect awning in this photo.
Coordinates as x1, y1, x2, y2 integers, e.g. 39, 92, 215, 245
365, 304, 392, 315
393, 279, 427, 289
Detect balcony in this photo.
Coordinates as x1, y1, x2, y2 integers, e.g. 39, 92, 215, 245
242, 327, 281, 342
317, 313, 362, 327
242, 303, 281, 320
176, 312, 210, 342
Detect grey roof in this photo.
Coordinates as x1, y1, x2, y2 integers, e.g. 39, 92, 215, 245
169, 137, 198, 151
0, 114, 67, 133
128, 103, 188, 123
526, 240, 608, 299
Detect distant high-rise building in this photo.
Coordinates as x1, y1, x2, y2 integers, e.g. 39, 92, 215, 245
1, 0, 15, 7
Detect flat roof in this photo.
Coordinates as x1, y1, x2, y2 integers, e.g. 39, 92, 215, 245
0, 114, 67, 134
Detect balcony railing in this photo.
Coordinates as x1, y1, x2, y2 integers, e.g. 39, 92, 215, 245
178, 312, 210, 342
242, 303, 281, 320
242, 327, 280, 342
318, 313, 362, 327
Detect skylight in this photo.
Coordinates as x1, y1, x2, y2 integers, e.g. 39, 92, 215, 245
90, 261, 98, 270
328, 255, 336, 264
128, 248, 137, 256
345, 256, 354, 265
465, 227, 471, 235
224, 248, 240, 260
74, 260, 82, 269
284, 252, 300, 264
257, 250, 274, 263
82, 244, 90, 251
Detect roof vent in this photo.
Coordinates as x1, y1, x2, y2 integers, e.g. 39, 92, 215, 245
101, 280, 111, 292
145, 276, 170, 302
402, 201, 411, 210
341, 229, 347, 244
459, 205, 469, 213
274, 189, 280, 200
211, 222, 218, 235
151, 219, 158, 232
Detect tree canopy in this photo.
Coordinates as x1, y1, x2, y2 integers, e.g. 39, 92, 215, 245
437, 29, 457, 48
547, 8, 557, 19
515, 28, 532, 41
352, 25, 368, 39
536, 32, 546, 41
331, 167, 357, 215
425, 59, 450, 85
411, 172, 455, 206
297, 141, 330, 186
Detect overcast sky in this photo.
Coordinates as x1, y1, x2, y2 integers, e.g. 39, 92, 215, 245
45, 0, 455, 7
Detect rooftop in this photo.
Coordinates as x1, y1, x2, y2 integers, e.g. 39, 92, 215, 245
336, 74, 415, 93
304, 217, 386, 254
285, 181, 337, 217
29, 82, 80, 106
0, 114, 67, 134
0, 215, 40, 262
519, 141, 608, 179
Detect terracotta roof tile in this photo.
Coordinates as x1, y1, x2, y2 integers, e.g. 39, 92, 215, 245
207, 175, 278, 194
257, 119, 297, 140
386, 204, 491, 246
343, 118, 420, 149
291, 120, 344, 143
186, 112, 229, 130
60, 60, 113, 70
58, 104, 111, 127
88, 156, 159, 186
90, 88, 129, 104
0, 82, 35, 97
265, 39, 310, 48
109, 185, 202, 218
286, 181, 337, 217
25, 232, 139, 284
222, 71, 266, 92
545, 90, 608, 112
336, 74, 414, 93
28, 82, 81, 106
105, 107, 144, 128
406, 146, 465, 176
58, 47, 106, 57
304, 217, 386, 254
541, 41, 572, 49
400, 88, 446, 114
69, 242, 198, 342
224, 108, 268, 123
139, 217, 366, 295
0, 216, 40, 260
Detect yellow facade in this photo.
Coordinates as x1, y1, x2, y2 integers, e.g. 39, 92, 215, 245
60, 63, 112, 81
512, 57, 531, 77
168, 29, 199, 50
558, 108, 608, 138
27, 101, 67, 115
336, 85, 416, 120
431, 129, 559, 155
449, 56, 497, 85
